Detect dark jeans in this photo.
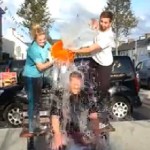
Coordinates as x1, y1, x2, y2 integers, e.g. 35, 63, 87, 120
89, 59, 112, 101
24, 77, 42, 133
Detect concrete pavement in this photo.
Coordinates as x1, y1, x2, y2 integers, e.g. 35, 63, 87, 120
110, 120, 150, 150
0, 128, 27, 150
1, 120, 150, 150
139, 88, 150, 109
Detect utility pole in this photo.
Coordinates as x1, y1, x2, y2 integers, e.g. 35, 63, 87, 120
115, 0, 119, 55
134, 40, 137, 65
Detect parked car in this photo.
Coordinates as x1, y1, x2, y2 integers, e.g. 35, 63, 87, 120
0, 60, 25, 127
0, 84, 24, 127
8, 60, 26, 85
0, 59, 26, 85
136, 58, 150, 89
0, 61, 10, 72
74, 56, 142, 120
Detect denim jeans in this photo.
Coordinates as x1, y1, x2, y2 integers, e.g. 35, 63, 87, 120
24, 77, 42, 133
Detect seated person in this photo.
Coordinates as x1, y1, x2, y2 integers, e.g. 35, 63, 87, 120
50, 71, 114, 150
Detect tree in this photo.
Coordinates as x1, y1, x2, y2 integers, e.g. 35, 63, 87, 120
17, 0, 54, 42
105, 0, 138, 55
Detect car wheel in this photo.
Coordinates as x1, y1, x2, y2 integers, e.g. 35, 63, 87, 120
110, 96, 131, 120
3, 103, 24, 127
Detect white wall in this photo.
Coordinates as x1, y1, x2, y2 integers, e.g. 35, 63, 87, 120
2, 28, 28, 60
119, 46, 150, 65
137, 46, 149, 63
2, 38, 15, 58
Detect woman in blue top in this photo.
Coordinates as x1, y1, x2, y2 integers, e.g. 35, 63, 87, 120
21, 24, 54, 137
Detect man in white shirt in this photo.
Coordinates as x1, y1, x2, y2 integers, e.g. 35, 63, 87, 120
71, 11, 115, 111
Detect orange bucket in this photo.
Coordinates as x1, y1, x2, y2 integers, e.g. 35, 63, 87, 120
51, 40, 75, 62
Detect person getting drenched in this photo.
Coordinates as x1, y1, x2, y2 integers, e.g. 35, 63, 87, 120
50, 71, 113, 150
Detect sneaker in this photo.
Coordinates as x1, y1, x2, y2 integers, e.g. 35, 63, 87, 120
99, 122, 115, 133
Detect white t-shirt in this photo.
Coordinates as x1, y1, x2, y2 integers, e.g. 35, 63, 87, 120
92, 27, 115, 66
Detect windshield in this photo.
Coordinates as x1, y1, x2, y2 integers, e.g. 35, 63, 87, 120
112, 56, 135, 77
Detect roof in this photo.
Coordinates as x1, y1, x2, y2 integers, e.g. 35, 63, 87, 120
118, 38, 150, 51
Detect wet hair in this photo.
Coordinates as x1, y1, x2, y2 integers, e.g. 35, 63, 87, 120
100, 11, 114, 22
69, 71, 83, 80
31, 24, 45, 40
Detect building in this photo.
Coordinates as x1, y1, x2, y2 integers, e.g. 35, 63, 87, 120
2, 28, 28, 60
0, 7, 5, 60
118, 34, 150, 64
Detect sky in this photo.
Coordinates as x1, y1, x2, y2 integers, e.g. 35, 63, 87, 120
0, 0, 150, 42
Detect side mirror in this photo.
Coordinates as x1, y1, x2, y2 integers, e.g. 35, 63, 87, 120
135, 66, 140, 71
136, 63, 142, 71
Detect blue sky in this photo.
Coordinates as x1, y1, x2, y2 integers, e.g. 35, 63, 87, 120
131, 0, 150, 39
1, 0, 150, 42
132, 0, 150, 15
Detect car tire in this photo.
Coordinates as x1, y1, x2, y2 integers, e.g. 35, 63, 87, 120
3, 103, 24, 127
110, 96, 132, 121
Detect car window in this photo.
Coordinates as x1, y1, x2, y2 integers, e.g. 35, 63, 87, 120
10, 60, 25, 72
11, 60, 25, 68
145, 60, 150, 68
0, 62, 9, 72
112, 57, 134, 77
142, 60, 148, 69
75, 56, 135, 76
0, 65, 8, 72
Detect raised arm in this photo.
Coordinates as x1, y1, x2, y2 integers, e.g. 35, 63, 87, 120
73, 43, 101, 53
51, 115, 61, 134
71, 32, 114, 54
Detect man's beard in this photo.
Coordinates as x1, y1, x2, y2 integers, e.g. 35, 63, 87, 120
99, 25, 107, 31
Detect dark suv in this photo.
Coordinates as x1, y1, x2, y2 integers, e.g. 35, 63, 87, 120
0, 85, 24, 127
0, 60, 25, 127
74, 56, 142, 120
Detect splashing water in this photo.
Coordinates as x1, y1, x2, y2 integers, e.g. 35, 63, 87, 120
51, 63, 83, 90
55, 3, 98, 50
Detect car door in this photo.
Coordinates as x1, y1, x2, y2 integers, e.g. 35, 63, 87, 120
144, 60, 150, 85
137, 60, 149, 85
136, 61, 145, 85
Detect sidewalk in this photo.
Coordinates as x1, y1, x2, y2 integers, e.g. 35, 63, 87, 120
0, 128, 27, 150
139, 89, 150, 108
110, 120, 150, 150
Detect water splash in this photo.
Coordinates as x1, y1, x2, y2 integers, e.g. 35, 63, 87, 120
55, 3, 98, 50
46, 59, 111, 149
